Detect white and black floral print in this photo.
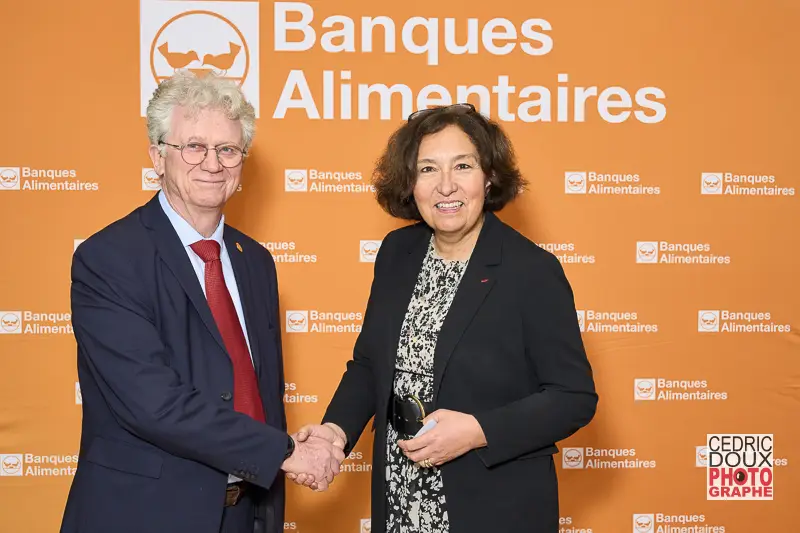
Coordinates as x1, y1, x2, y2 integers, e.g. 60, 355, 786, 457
385, 237, 469, 533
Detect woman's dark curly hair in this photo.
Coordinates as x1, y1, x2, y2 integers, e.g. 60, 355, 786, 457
373, 104, 526, 220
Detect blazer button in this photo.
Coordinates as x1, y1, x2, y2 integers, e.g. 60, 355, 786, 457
221, 391, 232, 401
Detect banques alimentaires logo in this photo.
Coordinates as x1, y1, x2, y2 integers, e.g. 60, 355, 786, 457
141, 1, 260, 116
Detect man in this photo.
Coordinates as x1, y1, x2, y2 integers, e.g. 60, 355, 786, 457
60, 71, 344, 533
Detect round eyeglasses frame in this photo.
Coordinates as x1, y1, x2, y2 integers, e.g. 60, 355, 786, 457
159, 140, 247, 168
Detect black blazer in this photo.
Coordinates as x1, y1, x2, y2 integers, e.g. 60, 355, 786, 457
60, 194, 288, 533
323, 212, 598, 533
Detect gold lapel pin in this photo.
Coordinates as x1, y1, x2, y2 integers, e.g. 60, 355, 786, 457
236, 242, 243, 253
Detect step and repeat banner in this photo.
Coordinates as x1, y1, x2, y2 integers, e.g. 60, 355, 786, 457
1, 0, 798, 532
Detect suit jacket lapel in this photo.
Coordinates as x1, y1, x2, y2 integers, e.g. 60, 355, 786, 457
140, 195, 227, 355
224, 230, 263, 378
433, 213, 502, 404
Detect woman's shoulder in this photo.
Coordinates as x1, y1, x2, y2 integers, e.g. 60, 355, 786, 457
489, 217, 570, 296
495, 216, 557, 266
493, 222, 573, 302
382, 220, 428, 249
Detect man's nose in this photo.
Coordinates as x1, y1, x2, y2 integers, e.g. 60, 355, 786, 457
201, 149, 223, 172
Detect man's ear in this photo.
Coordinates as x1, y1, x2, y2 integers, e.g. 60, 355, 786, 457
148, 144, 165, 176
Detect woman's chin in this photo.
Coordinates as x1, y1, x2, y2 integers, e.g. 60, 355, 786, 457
428, 212, 482, 237
431, 220, 465, 236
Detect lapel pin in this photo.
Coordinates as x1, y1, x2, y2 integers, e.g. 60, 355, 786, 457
480, 278, 489, 283
236, 242, 243, 253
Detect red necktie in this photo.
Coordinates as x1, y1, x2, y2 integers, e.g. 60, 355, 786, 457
190, 240, 265, 423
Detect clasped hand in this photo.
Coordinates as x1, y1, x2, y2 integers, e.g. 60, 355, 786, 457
282, 423, 347, 491
397, 409, 486, 468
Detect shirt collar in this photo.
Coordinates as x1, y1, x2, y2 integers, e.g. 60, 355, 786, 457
158, 190, 225, 249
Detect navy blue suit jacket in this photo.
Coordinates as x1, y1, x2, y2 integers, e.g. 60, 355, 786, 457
60, 194, 287, 533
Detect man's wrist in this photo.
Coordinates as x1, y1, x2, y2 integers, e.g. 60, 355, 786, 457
285, 434, 296, 460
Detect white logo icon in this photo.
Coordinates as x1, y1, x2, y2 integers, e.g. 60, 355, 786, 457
285, 169, 308, 192
565, 171, 587, 194
634, 379, 656, 401
633, 514, 654, 533
360, 518, 371, 533
0, 167, 21, 190
636, 242, 659, 263
0, 312, 22, 334
561, 447, 584, 469
76, 382, 83, 405
576, 310, 586, 332
698, 310, 720, 332
142, 168, 161, 191
285, 310, 308, 333
360, 241, 381, 263
696, 445, 708, 467
0, 454, 23, 476
140, 1, 260, 117
701, 173, 723, 195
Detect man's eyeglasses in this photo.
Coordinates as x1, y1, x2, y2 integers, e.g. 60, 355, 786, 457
159, 141, 246, 168
407, 103, 477, 123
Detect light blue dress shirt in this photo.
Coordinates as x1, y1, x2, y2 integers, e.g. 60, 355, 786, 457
158, 191, 256, 484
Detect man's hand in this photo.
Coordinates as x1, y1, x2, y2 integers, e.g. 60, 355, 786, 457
281, 434, 345, 491
397, 409, 486, 467
287, 423, 347, 489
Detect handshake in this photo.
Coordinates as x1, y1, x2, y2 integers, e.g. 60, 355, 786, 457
281, 422, 348, 491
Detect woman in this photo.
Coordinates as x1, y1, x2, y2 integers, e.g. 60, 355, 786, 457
301, 103, 597, 533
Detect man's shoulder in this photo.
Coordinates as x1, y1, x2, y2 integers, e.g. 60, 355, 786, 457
70, 204, 157, 296
75, 204, 151, 260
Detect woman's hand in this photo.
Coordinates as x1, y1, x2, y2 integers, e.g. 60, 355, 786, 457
397, 409, 487, 467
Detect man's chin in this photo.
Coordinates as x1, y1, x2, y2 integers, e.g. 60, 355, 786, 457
188, 190, 233, 208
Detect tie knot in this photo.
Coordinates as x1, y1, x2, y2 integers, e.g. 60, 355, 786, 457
190, 239, 221, 263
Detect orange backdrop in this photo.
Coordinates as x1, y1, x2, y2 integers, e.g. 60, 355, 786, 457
1, 1, 798, 532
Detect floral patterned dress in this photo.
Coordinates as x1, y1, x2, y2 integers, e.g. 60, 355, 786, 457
384, 237, 469, 533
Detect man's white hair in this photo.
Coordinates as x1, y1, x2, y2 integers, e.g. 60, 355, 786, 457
146, 71, 256, 155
